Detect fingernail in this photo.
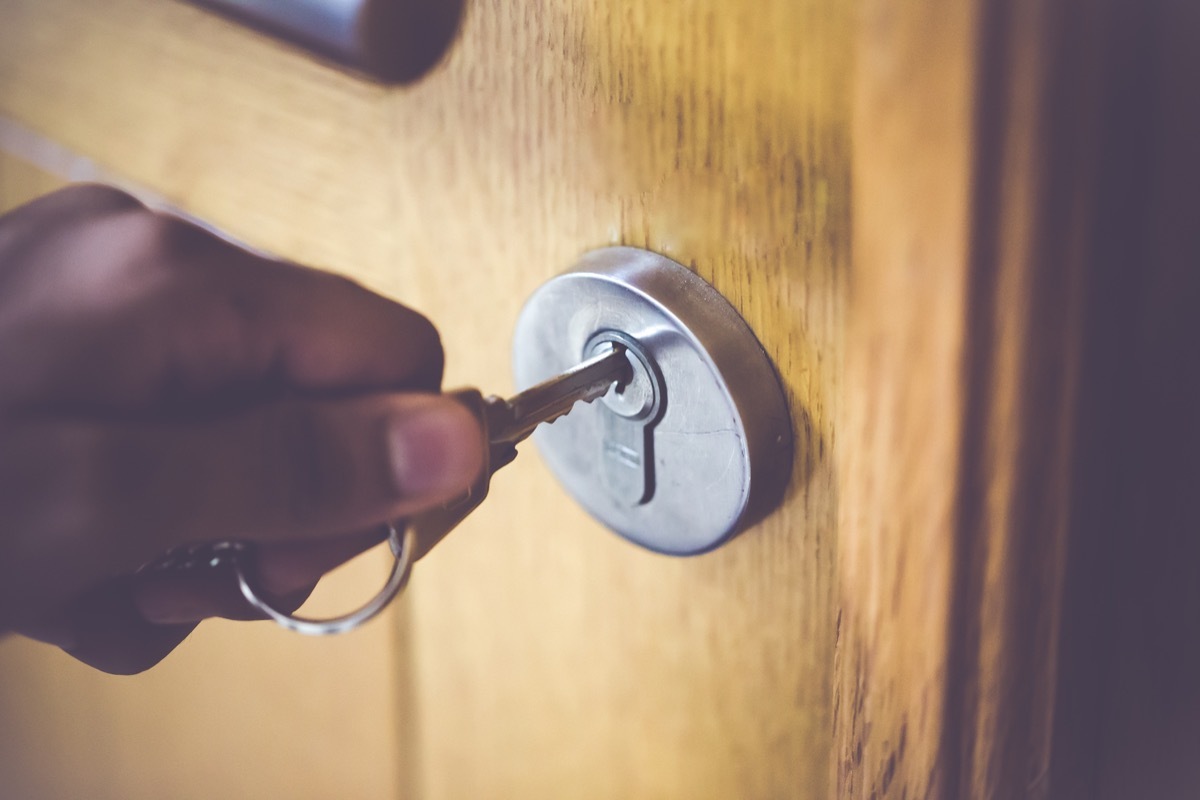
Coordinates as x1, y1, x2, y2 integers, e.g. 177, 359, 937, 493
387, 397, 484, 499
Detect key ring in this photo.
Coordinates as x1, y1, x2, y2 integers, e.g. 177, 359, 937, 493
141, 523, 416, 637
235, 523, 416, 636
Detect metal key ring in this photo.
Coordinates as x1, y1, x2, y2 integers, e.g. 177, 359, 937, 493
234, 523, 416, 637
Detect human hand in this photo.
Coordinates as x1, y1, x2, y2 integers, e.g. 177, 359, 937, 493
0, 185, 484, 673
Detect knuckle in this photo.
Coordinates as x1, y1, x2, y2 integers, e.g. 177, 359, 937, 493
374, 304, 443, 389
402, 310, 441, 354
406, 314, 444, 387
322, 271, 362, 292
0, 186, 146, 272
14, 184, 146, 228
61, 184, 145, 215
130, 211, 218, 266
314, 271, 373, 306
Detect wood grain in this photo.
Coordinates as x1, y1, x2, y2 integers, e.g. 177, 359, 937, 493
0, 1, 847, 797
7, 0, 1192, 797
842, 0, 1200, 798
835, 0, 976, 796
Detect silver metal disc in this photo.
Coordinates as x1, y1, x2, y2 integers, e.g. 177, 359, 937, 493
512, 247, 792, 555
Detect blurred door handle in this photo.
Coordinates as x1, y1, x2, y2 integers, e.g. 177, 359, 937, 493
186, 0, 465, 83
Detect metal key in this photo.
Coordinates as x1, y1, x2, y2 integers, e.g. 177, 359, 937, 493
141, 343, 632, 637
408, 343, 632, 559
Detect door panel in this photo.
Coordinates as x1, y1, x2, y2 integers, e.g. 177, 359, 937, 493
835, 0, 975, 796
0, 1, 847, 796
10, 0, 1194, 798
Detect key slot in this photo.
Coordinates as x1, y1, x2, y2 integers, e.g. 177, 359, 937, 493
585, 331, 666, 507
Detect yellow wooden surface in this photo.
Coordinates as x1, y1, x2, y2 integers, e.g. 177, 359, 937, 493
834, 0, 976, 796
0, 0, 847, 797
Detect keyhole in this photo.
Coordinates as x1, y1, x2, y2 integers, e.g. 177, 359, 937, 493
584, 331, 665, 507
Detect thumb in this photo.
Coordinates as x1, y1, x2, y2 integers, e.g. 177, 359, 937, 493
2, 393, 484, 627
75, 393, 484, 580
161, 391, 485, 546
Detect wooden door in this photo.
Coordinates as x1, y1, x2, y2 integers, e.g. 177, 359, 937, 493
2, 1, 1198, 798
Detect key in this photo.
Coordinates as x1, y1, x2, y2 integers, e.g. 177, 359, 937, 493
141, 344, 632, 636
407, 343, 632, 559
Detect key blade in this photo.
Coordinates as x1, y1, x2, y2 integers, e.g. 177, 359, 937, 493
488, 345, 630, 446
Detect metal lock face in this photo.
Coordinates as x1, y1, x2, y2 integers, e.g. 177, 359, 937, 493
512, 247, 793, 555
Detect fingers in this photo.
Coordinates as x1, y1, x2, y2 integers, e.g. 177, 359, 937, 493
215, 256, 447, 393
43, 575, 303, 676
140, 226, 448, 396
0, 185, 476, 669
20, 531, 384, 675
2, 185, 447, 410
49, 578, 198, 675
48, 529, 388, 674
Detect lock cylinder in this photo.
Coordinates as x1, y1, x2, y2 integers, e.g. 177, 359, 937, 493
585, 331, 665, 508
512, 247, 793, 556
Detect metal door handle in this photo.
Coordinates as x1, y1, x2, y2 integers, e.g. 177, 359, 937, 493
187, 0, 465, 83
